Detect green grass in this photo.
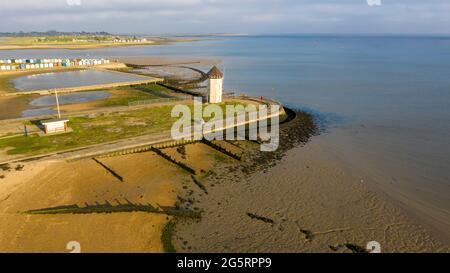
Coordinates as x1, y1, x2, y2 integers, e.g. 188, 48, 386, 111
0, 36, 138, 46
0, 101, 248, 156
161, 220, 176, 253
1, 37, 37, 46
0, 105, 177, 155
134, 84, 176, 98
100, 86, 161, 107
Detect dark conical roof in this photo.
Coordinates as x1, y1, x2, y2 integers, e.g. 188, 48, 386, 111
207, 66, 223, 79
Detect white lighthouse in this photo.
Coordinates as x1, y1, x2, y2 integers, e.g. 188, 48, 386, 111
207, 66, 223, 103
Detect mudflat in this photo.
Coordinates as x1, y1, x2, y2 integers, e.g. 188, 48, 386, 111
171, 112, 449, 253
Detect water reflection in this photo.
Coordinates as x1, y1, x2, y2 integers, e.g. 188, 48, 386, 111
30, 91, 110, 107
22, 108, 57, 117
13, 70, 145, 91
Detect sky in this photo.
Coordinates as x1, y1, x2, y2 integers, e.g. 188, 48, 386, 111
1, 0, 450, 35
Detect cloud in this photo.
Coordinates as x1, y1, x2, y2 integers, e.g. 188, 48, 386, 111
1, 0, 450, 34
66, 0, 82, 6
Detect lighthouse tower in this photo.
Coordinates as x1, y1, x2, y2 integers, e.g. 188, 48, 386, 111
207, 66, 223, 103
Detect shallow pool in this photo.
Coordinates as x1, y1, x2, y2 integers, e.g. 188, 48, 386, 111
22, 108, 57, 117
29, 91, 111, 107
12, 70, 145, 91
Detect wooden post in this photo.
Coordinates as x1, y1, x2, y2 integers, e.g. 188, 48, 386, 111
55, 90, 61, 119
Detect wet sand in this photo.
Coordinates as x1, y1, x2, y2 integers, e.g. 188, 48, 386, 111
0, 96, 35, 120
173, 138, 446, 252
163, 143, 232, 176
172, 112, 449, 253
0, 109, 447, 252
0, 152, 188, 252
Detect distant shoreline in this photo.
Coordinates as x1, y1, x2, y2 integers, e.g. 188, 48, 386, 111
0, 42, 156, 51
0, 37, 200, 51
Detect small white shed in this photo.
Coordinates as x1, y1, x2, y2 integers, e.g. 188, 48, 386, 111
41, 118, 69, 134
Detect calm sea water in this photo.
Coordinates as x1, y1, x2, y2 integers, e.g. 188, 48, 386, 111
12, 70, 144, 91
29, 91, 110, 107
2, 36, 449, 238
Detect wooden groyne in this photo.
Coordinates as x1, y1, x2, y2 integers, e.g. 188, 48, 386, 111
26, 200, 201, 219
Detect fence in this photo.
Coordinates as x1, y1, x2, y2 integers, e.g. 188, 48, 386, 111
128, 96, 191, 106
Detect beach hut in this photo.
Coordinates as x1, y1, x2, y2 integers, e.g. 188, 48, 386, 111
41, 118, 69, 134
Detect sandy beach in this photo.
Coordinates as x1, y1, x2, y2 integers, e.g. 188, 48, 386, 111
0, 109, 448, 252
0, 152, 187, 252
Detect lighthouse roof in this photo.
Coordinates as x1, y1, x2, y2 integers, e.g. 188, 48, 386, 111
207, 66, 223, 79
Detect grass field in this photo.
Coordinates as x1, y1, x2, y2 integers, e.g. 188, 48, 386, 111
99, 85, 168, 107
1, 36, 140, 45
0, 105, 178, 155
0, 36, 153, 50
0, 101, 249, 156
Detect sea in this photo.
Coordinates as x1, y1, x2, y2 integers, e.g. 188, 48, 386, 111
1, 35, 449, 240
